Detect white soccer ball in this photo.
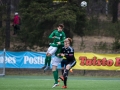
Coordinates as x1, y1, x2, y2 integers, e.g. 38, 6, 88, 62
81, 1, 87, 7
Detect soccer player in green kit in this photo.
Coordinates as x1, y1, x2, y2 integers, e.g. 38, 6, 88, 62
41, 24, 66, 71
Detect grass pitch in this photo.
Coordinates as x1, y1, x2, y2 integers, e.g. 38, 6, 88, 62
0, 75, 120, 90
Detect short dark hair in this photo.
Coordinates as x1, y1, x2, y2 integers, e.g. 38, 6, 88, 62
58, 24, 64, 29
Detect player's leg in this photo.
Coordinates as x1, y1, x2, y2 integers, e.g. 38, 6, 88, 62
62, 65, 69, 88
44, 53, 51, 71
62, 59, 67, 74
46, 53, 51, 69
42, 53, 52, 69
44, 46, 57, 71
42, 46, 57, 70
52, 66, 59, 85
41, 46, 51, 69
51, 56, 62, 88
59, 59, 66, 81
41, 55, 48, 69
42, 46, 52, 69
62, 61, 76, 88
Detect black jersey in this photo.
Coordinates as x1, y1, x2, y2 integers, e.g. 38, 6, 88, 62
61, 46, 76, 62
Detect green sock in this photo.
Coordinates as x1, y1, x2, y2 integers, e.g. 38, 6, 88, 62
47, 56, 51, 66
45, 56, 48, 66
56, 69, 58, 80
53, 70, 58, 84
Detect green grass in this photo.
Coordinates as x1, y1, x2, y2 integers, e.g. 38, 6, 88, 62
0, 75, 120, 90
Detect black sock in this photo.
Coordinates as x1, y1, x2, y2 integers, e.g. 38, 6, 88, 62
64, 77, 67, 86
61, 69, 64, 75
63, 69, 69, 86
63, 69, 69, 77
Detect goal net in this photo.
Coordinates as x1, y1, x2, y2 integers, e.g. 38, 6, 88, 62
0, 49, 5, 76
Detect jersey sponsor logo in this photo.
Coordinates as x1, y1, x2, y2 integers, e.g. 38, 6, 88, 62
69, 54, 73, 56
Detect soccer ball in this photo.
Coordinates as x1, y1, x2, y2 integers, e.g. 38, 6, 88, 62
81, 1, 87, 7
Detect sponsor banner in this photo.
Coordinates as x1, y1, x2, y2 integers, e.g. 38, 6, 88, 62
0, 51, 120, 70
5, 51, 46, 68
73, 53, 120, 70
0, 51, 61, 69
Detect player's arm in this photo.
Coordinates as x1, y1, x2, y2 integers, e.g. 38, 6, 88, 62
49, 30, 56, 39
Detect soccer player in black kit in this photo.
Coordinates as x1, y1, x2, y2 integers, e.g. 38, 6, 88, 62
58, 38, 76, 89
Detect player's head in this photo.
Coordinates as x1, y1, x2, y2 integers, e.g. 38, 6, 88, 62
64, 38, 72, 47
57, 24, 64, 32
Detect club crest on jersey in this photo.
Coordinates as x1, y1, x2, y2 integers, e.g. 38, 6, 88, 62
60, 34, 62, 36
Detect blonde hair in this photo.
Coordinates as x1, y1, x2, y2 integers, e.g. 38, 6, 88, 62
67, 38, 72, 43
64, 38, 72, 43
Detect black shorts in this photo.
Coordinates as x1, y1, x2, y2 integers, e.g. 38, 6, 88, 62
66, 60, 76, 68
61, 59, 67, 67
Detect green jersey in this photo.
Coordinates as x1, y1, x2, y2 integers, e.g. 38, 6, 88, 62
49, 30, 66, 47
54, 46, 63, 58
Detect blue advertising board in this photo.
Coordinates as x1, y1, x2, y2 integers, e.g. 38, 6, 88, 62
0, 51, 61, 69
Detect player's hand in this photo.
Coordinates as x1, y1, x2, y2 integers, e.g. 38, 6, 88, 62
57, 54, 60, 56
52, 36, 56, 38
57, 42, 61, 45
57, 53, 62, 56
61, 53, 65, 56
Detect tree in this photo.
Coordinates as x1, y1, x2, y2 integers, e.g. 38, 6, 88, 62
0, 6, 3, 28
19, 0, 86, 48
5, 0, 11, 49
0, 0, 4, 28
112, 0, 119, 23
